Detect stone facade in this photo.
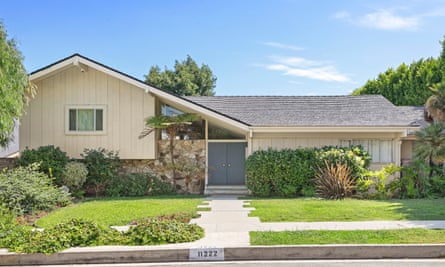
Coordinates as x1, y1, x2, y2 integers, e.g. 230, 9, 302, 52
0, 158, 17, 170
121, 140, 206, 194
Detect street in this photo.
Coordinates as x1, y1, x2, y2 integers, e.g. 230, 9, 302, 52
16, 259, 445, 267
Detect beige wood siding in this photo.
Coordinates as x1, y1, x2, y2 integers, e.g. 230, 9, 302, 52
250, 132, 404, 166
20, 66, 155, 159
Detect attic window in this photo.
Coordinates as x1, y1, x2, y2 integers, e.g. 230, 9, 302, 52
66, 106, 106, 134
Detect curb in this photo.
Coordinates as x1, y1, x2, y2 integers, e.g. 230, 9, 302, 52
1, 244, 445, 265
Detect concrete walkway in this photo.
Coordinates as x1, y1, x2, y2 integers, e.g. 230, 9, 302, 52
186, 195, 445, 248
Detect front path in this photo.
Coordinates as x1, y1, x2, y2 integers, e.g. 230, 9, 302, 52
189, 195, 445, 248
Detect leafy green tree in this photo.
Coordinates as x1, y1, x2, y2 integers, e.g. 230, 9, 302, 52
352, 37, 445, 106
139, 113, 199, 189
145, 55, 216, 96
0, 22, 30, 147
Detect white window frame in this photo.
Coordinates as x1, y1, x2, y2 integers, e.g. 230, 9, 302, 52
341, 139, 393, 164
65, 105, 107, 135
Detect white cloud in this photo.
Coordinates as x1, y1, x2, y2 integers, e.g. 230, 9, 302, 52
359, 10, 419, 30
263, 56, 350, 83
334, 8, 420, 31
263, 42, 304, 51
333, 11, 351, 19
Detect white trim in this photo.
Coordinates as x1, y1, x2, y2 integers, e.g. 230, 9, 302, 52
207, 139, 247, 143
250, 126, 420, 133
65, 105, 107, 135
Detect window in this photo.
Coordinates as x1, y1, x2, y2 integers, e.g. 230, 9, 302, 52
341, 139, 393, 163
67, 106, 105, 133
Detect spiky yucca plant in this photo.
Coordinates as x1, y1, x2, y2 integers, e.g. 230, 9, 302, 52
315, 161, 355, 200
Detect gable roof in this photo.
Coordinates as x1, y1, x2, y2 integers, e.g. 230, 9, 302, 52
28, 53, 250, 132
186, 95, 424, 127
29, 54, 423, 131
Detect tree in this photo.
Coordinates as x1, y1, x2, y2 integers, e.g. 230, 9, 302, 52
425, 82, 445, 122
139, 113, 200, 189
0, 22, 30, 147
414, 122, 445, 173
145, 55, 216, 96
352, 37, 445, 106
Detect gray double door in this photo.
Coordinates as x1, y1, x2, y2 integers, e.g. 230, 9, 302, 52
208, 142, 246, 185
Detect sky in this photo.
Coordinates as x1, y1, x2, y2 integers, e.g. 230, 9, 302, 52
2, 0, 445, 96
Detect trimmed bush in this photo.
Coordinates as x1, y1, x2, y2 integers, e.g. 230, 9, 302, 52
61, 161, 88, 198
17, 145, 69, 186
81, 148, 121, 197
105, 173, 175, 197
0, 164, 71, 215
246, 148, 319, 197
246, 146, 371, 197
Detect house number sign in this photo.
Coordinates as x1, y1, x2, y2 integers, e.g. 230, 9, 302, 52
189, 247, 224, 261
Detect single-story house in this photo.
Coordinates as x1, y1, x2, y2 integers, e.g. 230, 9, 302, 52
20, 54, 424, 194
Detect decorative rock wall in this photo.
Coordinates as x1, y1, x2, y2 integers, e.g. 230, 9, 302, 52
0, 158, 17, 170
121, 140, 206, 194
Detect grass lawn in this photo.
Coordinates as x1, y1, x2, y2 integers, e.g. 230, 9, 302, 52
36, 195, 205, 228
250, 229, 445, 245
247, 198, 445, 222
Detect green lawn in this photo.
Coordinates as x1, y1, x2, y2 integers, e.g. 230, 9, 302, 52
250, 229, 445, 245
36, 196, 204, 228
247, 198, 445, 222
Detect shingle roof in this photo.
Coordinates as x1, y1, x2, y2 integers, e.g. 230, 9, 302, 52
185, 95, 423, 127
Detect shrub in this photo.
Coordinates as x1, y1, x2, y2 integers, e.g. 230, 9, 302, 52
3, 216, 204, 254
246, 146, 371, 197
246, 148, 319, 197
61, 162, 88, 197
315, 161, 355, 200
318, 145, 371, 180
17, 145, 69, 186
105, 173, 175, 197
81, 148, 121, 197
0, 164, 71, 215
358, 164, 401, 199
123, 218, 204, 245
390, 160, 431, 199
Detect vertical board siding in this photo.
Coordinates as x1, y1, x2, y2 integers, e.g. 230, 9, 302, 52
21, 66, 155, 159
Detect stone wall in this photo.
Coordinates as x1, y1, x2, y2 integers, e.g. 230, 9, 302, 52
121, 140, 206, 194
0, 158, 17, 170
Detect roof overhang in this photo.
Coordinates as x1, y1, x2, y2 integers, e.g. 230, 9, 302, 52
150, 88, 250, 133
29, 54, 154, 93
250, 126, 421, 136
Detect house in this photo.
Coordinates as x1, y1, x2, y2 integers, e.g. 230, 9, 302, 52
20, 54, 424, 194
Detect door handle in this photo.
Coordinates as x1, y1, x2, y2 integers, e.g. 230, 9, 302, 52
222, 163, 226, 167
227, 163, 231, 167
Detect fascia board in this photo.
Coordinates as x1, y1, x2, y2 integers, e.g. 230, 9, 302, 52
250, 126, 420, 133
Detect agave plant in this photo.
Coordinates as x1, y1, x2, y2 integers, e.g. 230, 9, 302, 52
315, 160, 355, 200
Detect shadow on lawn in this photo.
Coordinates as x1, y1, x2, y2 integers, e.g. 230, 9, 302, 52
383, 199, 445, 220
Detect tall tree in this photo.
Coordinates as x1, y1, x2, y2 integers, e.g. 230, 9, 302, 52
145, 55, 216, 96
0, 22, 30, 148
352, 37, 445, 106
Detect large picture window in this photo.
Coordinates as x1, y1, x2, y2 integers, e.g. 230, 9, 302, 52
67, 106, 105, 133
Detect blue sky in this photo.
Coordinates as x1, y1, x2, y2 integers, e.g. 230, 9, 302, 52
2, 0, 445, 96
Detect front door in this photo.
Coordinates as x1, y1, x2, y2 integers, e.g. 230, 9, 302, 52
208, 142, 246, 185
